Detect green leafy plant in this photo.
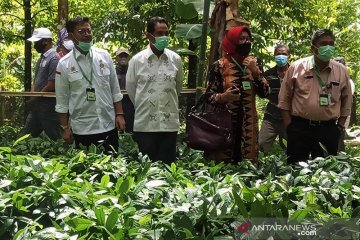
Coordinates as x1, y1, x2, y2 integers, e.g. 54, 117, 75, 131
0, 131, 359, 239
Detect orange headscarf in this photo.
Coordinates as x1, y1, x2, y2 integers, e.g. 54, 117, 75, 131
222, 26, 252, 64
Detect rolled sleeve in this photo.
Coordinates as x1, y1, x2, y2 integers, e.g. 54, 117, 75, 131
55, 62, 70, 113
340, 71, 352, 116
278, 65, 295, 111
47, 55, 60, 81
175, 57, 184, 95
126, 58, 136, 104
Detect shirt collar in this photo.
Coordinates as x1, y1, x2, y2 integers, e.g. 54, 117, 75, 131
144, 45, 169, 60
73, 47, 93, 60
309, 56, 332, 71
43, 48, 54, 58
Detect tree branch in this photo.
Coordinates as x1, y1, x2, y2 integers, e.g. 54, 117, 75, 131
0, 13, 24, 23
13, 0, 22, 7
31, 0, 41, 7
32, 8, 51, 18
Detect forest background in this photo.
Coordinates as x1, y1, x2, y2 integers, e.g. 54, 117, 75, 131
0, 0, 360, 125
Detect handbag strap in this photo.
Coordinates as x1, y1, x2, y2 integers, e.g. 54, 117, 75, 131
192, 92, 226, 113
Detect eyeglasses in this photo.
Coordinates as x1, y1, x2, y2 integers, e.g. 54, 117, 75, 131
239, 36, 252, 42
77, 29, 92, 36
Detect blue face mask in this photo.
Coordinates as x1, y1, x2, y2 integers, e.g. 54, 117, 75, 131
274, 55, 288, 67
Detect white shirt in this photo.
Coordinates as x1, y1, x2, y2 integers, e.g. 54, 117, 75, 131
55, 47, 123, 135
126, 46, 184, 132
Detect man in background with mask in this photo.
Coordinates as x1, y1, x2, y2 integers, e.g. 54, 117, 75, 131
56, 28, 74, 58
278, 29, 352, 164
55, 16, 125, 154
19, 27, 61, 140
259, 44, 290, 153
126, 16, 184, 163
115, 47, 134, 133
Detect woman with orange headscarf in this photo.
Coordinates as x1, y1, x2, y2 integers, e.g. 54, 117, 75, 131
205, 26, 269, 163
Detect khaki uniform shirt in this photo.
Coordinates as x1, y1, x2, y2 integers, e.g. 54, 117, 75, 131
278, 56, 352, 121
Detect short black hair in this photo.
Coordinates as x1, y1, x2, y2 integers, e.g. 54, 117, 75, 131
146, 16, 168, 34
311, 29, 335, 45
66, 16, 91, 33
274, 44, 290, 54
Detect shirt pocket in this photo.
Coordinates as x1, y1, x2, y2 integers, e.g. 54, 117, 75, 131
95, 65, 111, 88
295, 76, 312, 94
330, 83, 341, 103
68, 72, 83, 87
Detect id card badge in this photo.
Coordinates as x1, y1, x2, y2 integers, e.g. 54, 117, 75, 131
242, 81, 252, 91
319, 94, 329, 106
86, 87, 96, 101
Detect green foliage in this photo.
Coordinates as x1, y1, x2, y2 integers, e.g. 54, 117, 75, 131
0, 44, 24, 91
0, 132, 359, 239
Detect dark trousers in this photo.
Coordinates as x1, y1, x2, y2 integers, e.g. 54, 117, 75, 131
133, 132, 177, 164
122, 96, 135, 133
20, 104, 60, 140
287, 116, 340, 164
73, 128, 119, 154
259, 118, 287, 153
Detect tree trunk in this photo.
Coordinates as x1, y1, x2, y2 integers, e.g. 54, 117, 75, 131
207, 0, 248, 84
58, 0, 68, 25
24, 0, 32, 92
23, 0, 32, 121
186, 39, 198, 115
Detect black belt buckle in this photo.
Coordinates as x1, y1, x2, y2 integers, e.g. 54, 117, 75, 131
309, 120, 321, 126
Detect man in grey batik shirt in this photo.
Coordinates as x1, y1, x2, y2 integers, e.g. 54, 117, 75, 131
126, 16, 184, 163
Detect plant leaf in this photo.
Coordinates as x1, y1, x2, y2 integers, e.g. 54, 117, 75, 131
106, 209, 119, 232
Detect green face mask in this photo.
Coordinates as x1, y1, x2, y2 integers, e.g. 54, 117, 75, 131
317, 45, 335, 62
77, 40, 93, 52
153, 36, 169, 51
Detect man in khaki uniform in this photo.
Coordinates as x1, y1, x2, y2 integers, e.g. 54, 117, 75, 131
278, 29, 352, 164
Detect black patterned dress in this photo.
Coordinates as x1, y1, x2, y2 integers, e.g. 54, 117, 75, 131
205, 57, 269, 163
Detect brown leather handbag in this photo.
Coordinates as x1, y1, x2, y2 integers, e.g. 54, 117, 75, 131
186, 96, 233, 151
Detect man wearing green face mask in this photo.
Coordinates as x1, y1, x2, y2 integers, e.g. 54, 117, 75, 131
126, 16, 184, 164
55, 16, 126, 154
278, 29, 352, 164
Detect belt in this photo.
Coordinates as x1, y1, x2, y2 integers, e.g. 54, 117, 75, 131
291, 116, 336, 126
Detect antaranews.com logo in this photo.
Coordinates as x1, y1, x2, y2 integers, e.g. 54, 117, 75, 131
233, 218, 359, 240
236, 220, 317, 237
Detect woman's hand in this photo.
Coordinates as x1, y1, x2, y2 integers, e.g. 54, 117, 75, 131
243, 56, 261, 77
217, 86, 240, 103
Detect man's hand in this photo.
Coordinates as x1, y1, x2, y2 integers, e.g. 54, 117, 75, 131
62, 128, 74, 144
116, 115, 126, 130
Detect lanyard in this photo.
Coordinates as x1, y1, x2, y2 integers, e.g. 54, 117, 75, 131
73, 50, 93, 86
230, 56, 247, 74
311, 56, 327, 87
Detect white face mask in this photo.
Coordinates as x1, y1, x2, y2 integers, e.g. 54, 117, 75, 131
63, 40, 74, 51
